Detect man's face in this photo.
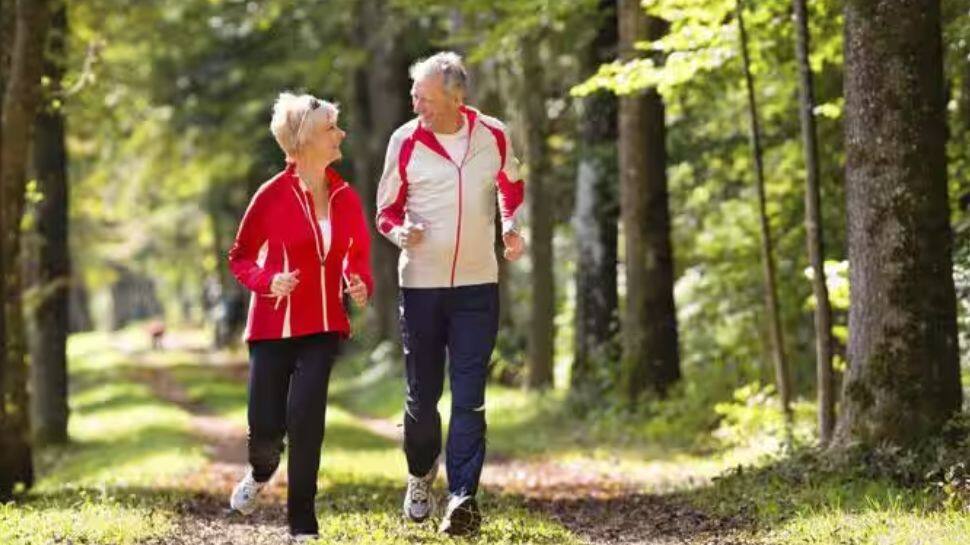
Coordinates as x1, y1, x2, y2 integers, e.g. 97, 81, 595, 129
411, 74, 461, 131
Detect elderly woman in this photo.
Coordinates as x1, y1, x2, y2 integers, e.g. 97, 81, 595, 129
227, 92, 372, 541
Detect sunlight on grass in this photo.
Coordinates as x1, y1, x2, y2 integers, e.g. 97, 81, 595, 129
25, 328, 970, 544
0, 330, 205, 545
0, 499, 173, 545
772, 506, 970, 545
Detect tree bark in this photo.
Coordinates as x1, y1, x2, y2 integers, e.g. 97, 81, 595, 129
0, 0, 10, 498
571, 0, 619, 394
0, 0, 50, 500
520, 35, 555, 390
618, 0, 681, 402
834, 0, 961, 447
737, 0, 791, 416
792, 0, 835, 444
28, 0, 68, 445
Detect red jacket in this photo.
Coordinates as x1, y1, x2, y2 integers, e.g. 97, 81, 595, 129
228, 164, 373, 341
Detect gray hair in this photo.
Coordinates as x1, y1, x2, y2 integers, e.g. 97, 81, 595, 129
270, 92, 339, 158
409, 51, 468, 96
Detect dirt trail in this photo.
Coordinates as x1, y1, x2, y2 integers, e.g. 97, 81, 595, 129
124, 336, 751, 544
351, 402, 751, 544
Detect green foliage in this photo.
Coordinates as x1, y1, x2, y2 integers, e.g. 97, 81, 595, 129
690, 424, 970, 545
712, 382, 815, 450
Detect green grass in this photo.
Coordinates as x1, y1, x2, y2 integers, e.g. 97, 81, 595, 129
0, 329, 207, 545
1, 327, 580, 544
685, 447, 970, 544
8, 327, 970, 544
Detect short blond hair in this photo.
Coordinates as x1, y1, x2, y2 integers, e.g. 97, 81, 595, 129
409, 51, 467, 96
270, 92, 339, 158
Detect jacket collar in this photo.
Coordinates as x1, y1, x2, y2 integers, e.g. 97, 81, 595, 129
412, 105, 479, 163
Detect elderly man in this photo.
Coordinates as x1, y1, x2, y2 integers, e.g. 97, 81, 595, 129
376, 51, 526, 535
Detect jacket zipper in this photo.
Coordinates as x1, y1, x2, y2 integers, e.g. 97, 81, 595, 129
320, 185, 346, 330
448, 124, 474, 287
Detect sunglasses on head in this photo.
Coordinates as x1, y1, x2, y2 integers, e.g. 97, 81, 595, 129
296, 97, 322, 144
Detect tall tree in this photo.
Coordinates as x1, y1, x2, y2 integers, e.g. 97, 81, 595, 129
28, 0, 69, 445
736, 0, 791, 416
792, 0, 835, 444
520, 34, 555, 390
834, 0, 961, 447
347, 0, 414, 345
571, 0, 619, 395
0, 0, 50, 500
0, 0, 11, 500
618, 0, 681, 402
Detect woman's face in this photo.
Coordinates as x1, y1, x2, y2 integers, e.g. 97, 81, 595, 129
300, 115, 346, 165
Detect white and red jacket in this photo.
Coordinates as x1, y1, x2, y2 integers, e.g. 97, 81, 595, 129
376, 106, 525, 288
229, 164, 373, 342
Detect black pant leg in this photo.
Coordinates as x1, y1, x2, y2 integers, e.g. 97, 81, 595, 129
247, 338, 296, 482
285, 333, 340, 535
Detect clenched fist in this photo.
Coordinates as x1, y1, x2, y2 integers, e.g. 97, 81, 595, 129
394, 222, 427, 249
502, 231, 525, 261
344, 274, 368, 308
271, 270, 300, 297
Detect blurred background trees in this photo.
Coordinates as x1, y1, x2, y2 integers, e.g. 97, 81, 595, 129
3, 0, 969, 495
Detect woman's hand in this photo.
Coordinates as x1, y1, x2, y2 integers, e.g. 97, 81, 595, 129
345, 273, 368, 308
270, 270, 300, 297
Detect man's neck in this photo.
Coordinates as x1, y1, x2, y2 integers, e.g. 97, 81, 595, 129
431, 110, 464, 135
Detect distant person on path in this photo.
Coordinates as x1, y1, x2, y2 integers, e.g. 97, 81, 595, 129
227, 91, 373, 542
375, 51, 526, 536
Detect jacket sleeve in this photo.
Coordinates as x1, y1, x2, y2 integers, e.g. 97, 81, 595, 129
375, 131, 409, 248
495, 125, 525, 235
344, 189, 374, 297
227, 188, 276, 295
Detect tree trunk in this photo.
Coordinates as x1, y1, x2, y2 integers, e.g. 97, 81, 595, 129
737, 0, 791, 416
0, 0, 50, 500
28, 0, 68, 445
347, 0, 412, 346
618, 0, 681, 402
792, 0, 835, 444
0, 0, 11, 502
571, 0, 619, 395
471, 59, 521, 373
520, 36, 555, 390
834, 0, 961, 447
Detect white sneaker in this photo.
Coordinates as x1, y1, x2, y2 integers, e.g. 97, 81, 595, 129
290, 534, 318, 544
403, 462, 438, 522
229, 469, 265, 515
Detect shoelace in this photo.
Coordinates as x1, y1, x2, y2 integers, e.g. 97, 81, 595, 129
408, 475, 430, 503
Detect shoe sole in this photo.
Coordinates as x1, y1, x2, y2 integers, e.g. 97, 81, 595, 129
440, 503, 481, 536
403, 498, 436, 523
231, 505, 257, 516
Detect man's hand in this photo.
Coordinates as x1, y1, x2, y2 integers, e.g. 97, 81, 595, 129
395, 222, 427, 249
503, 231, 525, 261
344, 274, 368, 308
271, 269, 300, 297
